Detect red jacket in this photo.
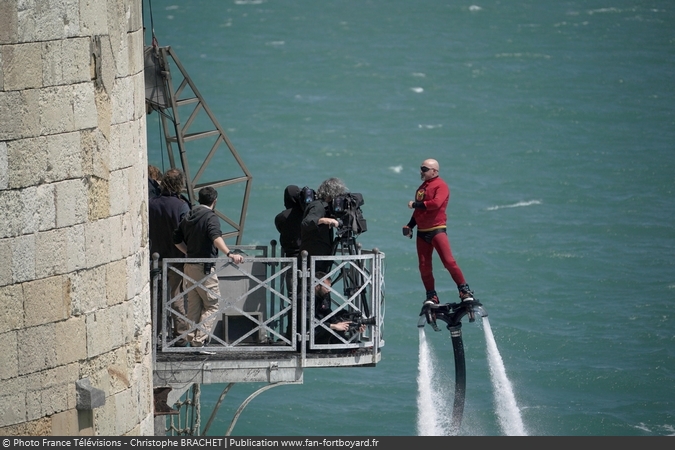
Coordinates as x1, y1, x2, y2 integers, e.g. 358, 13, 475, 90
412, 176, 449, 231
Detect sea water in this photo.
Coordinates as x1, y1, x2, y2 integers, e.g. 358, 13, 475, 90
143, 0, 675, 436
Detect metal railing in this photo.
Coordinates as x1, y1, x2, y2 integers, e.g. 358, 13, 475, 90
151, 242, 385, 364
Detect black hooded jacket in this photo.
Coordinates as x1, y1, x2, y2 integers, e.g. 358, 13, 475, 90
274, 185, 303, 257
173, 205, 222, 258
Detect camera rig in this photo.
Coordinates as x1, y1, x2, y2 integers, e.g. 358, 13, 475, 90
330, 192, 367, 238
340, 311, 377, 332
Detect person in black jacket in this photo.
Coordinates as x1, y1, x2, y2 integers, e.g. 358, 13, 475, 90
274, 185, 303, 258
300, 178, 347, 273
149, 168, 190, 346
173, 187, 244, 350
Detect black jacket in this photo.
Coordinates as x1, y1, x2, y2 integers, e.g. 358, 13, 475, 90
300, 199, 334, 258
274, 185, 303, 257
173, 205, 222, 258
149, 193, 190, 259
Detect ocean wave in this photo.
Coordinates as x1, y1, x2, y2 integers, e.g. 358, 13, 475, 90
486, 200, 542, 211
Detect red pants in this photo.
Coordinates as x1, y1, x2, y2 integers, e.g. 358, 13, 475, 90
416, 230, 466, 293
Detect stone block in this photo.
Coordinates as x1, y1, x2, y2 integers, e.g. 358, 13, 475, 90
34, 229, 67, 277
17, 0, 80, 42
3, 43, 42, 90
131, 287, 151, 339
0, 283, 24, 333
55, 179, 88, 228
55, 317, 87, 366
84, 218, 112, 267
21, 363, 78, 421
109, 302, 132, 349
108, 214, 124, 262
6, 136, 48, 190
61, 38, 91, 85
69, 265, 106, 316
41, 378, 71, 416
18, 186, 41, 236
0, 2, 18, 45
50, 410, 80, 436
76, 378, 105, 411
12, 234, 35, 283
39, 86, 74, 135
65, 224, 86, 272
111, 75, 134, 125
85, 308, 114, 358
80, 129, 111, 180
73, 82, 98, 130
93, 388, 117, 436
0, 90, 40, 141
132, 71, 147, 120
0, 239, 13, 287
95, 88, 112, 142
0, 331, 18, 380
109, 122, 133, 171
35, 183, 56, 231
23, 275, 69, 327
80, 0, 109, 36
113, 387, 134, 434
128, 29, 144, 76
86, 176, 111, 222
0, 142, 7, 189
0, 190, 21, 238
106, 260, 127, 306
0, 390, 26, 428
109, 168, 130, 217
18, 323, 57, 375
47, 131, 83, 182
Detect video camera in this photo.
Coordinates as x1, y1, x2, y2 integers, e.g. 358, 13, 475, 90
299, 186, 316, 209
330, 193, 367, 236
340, 312, 377, 331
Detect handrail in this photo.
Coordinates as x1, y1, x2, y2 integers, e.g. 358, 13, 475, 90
151, 243, 385, 365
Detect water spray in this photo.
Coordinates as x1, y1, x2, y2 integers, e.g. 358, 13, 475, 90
417, 298, 488, 432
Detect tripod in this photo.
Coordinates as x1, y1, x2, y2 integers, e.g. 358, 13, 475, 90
331, 229, 371, 318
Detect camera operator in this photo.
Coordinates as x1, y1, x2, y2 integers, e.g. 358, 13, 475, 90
300, 177, 347, 273
313, 272, 365, 345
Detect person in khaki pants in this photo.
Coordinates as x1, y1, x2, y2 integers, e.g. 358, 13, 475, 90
173, 187, 244, 353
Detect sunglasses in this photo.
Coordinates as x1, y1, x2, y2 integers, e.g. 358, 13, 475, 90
420, 166, 435, 173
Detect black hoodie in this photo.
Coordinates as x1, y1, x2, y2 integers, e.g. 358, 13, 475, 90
274, 185, 303, 257
173, 204, 222, 258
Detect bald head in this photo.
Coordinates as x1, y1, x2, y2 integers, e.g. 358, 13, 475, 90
420, 159, 440, 180
422, 159, 439, 171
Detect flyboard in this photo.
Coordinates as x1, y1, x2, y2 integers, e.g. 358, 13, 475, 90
418, 295, 488, 432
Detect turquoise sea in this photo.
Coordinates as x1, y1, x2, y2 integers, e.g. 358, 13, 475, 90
143, 0, 675, 436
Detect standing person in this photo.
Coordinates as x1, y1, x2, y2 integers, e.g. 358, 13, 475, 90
173, 186, 244, 352
275, 185, 304, 340
300, 178, 347, 273
149, 168, 191, 346
274, 185, 303, 259
403, 158, 475, 307
148, 165, 163, 199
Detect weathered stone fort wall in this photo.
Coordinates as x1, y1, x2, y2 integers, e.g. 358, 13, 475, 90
0, 0, 153, 435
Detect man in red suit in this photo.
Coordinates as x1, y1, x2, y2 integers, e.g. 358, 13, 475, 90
403, 158, 475, 307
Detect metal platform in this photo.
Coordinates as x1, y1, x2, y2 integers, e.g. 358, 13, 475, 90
154, 347, 381, 386
150, 243, 385, 435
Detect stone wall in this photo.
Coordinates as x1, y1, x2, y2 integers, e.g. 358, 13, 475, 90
0, 0, 153, 436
